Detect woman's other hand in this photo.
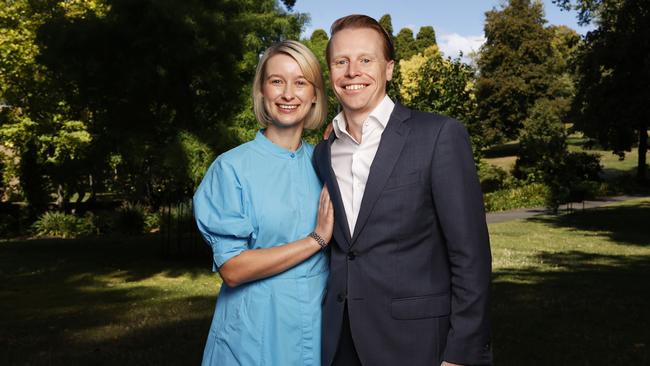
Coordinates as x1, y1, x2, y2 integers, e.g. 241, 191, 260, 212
314, 185, 334, 243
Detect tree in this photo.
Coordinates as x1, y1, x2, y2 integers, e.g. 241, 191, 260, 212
475, 0, 556, 144
547, 25, 581, 122
378, 14, 394, 40
394, 28, 417, 61
398, 46, 482, 161
415, 26, 437, 53
556, 0, 649, 181
0, 0, 101, 210
1, 0, 308, 209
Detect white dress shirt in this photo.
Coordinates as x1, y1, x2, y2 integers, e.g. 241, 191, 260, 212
331, 95, 395, 236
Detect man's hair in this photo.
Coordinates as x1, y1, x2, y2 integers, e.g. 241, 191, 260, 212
252, 40, 327, 130
326, 14, 395, 65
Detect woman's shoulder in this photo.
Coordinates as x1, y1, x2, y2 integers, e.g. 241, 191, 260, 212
302, 140, 315, 155
214, 140, 258, 166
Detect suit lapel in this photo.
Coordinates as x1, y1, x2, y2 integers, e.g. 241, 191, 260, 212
351, 103, 412, 247
321, 134, 353, 247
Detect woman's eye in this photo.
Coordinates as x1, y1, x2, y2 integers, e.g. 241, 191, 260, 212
270, 79, 282, 85
296, 80, 308, 86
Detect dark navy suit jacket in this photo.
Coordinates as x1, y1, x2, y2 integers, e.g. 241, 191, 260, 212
313, 103, 493, 366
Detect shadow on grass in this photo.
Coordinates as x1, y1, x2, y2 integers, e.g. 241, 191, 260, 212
0, 236, 217, 365
492, 252, 650, 365
527, 201, 650, 246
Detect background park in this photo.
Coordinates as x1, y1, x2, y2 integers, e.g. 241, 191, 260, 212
0, 0, 648, 364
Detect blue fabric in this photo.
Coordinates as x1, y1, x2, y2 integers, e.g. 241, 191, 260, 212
193, 130, 328, 366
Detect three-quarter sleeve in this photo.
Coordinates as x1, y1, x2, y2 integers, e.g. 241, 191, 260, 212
193, 158, 253, 271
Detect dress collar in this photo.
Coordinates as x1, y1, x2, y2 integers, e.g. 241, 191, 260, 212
253, 129, 305, 159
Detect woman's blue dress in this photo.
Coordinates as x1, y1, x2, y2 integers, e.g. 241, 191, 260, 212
193, 130, 328, 366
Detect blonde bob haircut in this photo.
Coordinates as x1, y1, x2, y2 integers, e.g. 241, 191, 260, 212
252, 40, 327, 130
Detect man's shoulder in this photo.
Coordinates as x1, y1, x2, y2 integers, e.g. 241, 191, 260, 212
312, 138, 329, 160
402, 106, 464, 133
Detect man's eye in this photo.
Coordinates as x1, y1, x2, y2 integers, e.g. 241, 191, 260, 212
361, 58, 371, 64
335, 59, 348, 66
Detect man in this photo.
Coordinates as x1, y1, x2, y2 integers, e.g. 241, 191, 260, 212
313, 15, 493, 366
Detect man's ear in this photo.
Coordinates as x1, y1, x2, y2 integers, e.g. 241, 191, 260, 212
385, 60, 395, 81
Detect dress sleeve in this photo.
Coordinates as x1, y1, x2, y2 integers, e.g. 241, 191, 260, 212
193, 158, 254, 272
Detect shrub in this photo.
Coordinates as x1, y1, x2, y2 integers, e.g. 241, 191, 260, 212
114, 202, 147, 235
144, 211, 161, 232
565, 152, 602, 181
483, 183, 548, 212
0, 212, 17, 238
478, 162, 510, 193
32, 211, 97, 238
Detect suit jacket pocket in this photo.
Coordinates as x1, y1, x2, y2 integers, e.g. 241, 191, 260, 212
384, 171, 420, 191
390, 293, 451, 320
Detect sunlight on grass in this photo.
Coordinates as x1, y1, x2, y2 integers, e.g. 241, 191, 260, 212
491, 198, 650, 275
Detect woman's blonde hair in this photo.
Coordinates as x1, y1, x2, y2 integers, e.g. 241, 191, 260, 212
252, 40, 327, 130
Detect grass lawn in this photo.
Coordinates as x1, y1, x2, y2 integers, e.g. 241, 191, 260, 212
0, 235, 220, 365
490, 197, 650, 364
1, 198, 649, 365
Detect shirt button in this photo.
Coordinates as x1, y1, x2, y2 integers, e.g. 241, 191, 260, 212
290, 153, 295, 158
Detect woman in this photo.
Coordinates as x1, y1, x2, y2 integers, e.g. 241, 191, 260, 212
193, 40, 332, 366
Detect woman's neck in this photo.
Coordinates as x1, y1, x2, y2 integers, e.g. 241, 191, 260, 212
264, 124, 304, 151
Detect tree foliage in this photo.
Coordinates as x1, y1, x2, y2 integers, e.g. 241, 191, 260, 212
562, 0, 649, 181
476, 0, 557, 144
0, 0, 308, 209
394, 28, 417, 61
378, 14, 394, 39
398, 45, 482, 161
415, 26, 437, 51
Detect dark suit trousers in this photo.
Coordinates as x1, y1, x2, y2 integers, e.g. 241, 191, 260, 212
332, 303, 363, 366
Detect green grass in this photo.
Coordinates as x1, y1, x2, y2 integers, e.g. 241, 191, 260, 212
490, 198, 650, 364
0, 235, 220, 365
482, 141, 519, 171
1, 199, 649, 364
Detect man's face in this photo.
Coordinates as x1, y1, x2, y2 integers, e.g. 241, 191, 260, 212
328, 27, 394, 119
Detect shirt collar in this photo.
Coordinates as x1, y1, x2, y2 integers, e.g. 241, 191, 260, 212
332, 95, 395, 139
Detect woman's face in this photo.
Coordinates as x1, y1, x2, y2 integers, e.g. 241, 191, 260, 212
262, 53, 316, 129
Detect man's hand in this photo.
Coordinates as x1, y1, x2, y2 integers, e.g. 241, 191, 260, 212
323, 122, 334, 140
441, 362, 463, 366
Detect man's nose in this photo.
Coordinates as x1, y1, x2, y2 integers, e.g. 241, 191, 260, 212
346, 61, 361, 78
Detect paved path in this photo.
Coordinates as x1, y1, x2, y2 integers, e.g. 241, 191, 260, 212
485, 195, 648, 224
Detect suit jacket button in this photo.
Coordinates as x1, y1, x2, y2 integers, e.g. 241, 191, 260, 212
336, 293, 345, 302
347, 251, 356, 260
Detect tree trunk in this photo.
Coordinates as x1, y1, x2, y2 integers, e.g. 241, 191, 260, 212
56, 184, 65, 210
638, 126, 648, 182
87, 174, 96, 203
